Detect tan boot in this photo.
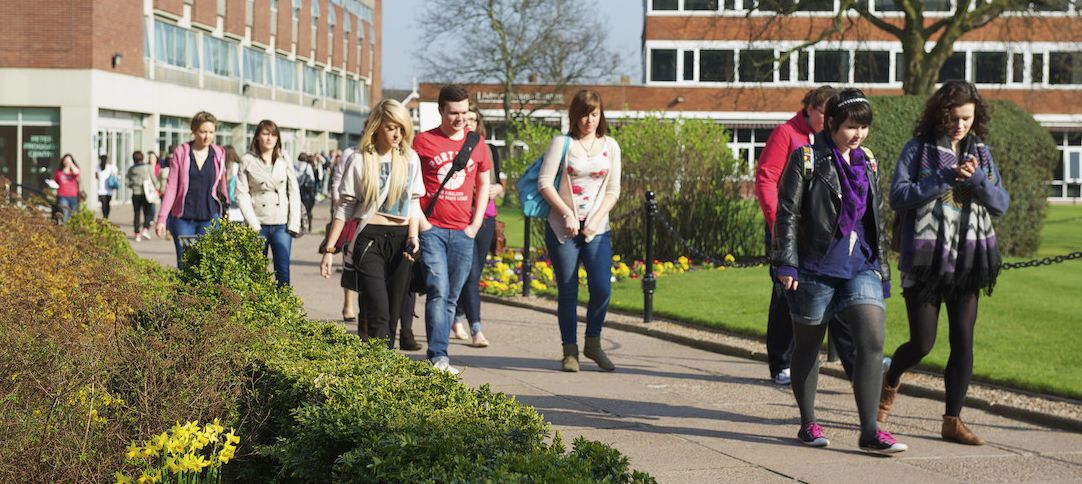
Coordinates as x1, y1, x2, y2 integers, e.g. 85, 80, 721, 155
942, 415, 984, 445
877, 374, 901, 422
561, 344, 579, 372
583, 337, 615, 372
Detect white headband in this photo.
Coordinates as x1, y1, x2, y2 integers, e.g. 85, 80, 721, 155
838, 97, 870, 108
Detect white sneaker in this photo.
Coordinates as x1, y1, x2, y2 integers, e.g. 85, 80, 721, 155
774, 368, 792, 385
141, 228, 152, 240
133, 233, 142, 242
431, 357, 460, 375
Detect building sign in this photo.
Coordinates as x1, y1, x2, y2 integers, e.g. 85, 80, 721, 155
22, 134, 57, 160
476, 91, 565, 106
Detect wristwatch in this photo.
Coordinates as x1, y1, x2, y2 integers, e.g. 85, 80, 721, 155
322, 245, 338, 255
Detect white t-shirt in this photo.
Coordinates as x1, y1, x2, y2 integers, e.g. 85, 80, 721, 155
96, 164, 117, 195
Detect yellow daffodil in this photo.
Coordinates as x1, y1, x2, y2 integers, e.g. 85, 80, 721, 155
724, 254, 736, 263
114, 471, 133, 484
612, 255, 621, 262
165, 456, 180, 474
225, 429, 240, 445
125, 442, 141, 461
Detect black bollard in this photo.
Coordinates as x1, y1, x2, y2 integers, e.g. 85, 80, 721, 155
522, 217, 532, 296
643, 191, 657, 323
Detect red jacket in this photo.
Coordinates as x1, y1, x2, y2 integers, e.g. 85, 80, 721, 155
755, 111, 814, 231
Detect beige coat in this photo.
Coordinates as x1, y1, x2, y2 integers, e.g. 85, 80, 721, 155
537, 135, 622, 244
236, 152, 301, 233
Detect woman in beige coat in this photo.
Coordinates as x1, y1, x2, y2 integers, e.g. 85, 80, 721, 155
538, 89, 622, 373
236, 119, 301, 287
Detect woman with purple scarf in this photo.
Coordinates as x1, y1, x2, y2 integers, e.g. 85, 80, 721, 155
773, 88, 907, 455
878, 81, 1009, 446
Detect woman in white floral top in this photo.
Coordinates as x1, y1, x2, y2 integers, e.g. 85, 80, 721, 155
538, 89, 622, 373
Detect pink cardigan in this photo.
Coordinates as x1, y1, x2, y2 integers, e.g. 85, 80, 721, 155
157, 142, 229, 224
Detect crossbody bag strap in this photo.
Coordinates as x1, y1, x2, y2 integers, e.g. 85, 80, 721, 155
424, 131, 481, 217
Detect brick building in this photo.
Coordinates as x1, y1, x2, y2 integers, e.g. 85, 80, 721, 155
0, 0, 380, 205
416, 1, 1082, 202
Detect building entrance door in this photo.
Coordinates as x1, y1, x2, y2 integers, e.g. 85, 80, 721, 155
96, 112, 143, 203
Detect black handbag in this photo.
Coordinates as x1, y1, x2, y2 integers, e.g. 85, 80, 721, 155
410, 131, 481, 293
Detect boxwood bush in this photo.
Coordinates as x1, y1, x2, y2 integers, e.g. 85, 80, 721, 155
864, 96, 1058, 257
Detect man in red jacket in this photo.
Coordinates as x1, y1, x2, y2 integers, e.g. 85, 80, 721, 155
755, 86, 856, 385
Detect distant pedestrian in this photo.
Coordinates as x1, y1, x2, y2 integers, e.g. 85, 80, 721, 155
878, 80, 1010, 446
755, 85, 857, 385
95, 154, 118, 220
539, 89, 622, 373
295, 153, 317, 231
320, 100, 424, 348
224, 145, 244, 222
125, 151, 159, 240
236, 120, 302, 287
54, 153, 81, 222
450, 102, 502, 348
773, 88, 906, 455
156, 111, 230, 268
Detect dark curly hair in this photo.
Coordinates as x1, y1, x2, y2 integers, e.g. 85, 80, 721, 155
913, 80, 990, 141
824, 88, 873, 134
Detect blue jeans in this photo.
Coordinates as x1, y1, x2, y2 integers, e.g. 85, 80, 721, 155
545, 226, 612, 345
784, 269, 885, 326
260, 224, 292, 287
58, 196, 79, 222
455, 216, 496, 334
420, 227, 475, 360
171, 216, 219, 268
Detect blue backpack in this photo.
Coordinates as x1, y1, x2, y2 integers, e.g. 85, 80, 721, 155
517, 136, 570, 218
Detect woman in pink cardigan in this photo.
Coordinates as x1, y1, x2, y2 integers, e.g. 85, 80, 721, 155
155, 111, 230, 268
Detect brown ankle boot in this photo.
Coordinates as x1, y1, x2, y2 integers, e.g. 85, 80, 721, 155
561, 344, 580, 372
877, 375, 901, 422
942, 415, 984, 445
399, 329, 422, 351
583, 337, 615, 372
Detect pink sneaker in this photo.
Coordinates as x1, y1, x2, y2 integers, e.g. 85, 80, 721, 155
798, 422, 829, 447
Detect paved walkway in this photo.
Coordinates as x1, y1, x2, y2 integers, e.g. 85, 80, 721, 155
109, 202, 1082, 483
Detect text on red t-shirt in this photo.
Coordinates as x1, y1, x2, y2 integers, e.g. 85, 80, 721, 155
412, 127, 493, 230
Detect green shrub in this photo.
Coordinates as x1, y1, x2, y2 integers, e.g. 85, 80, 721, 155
865, 96, 1057, 257
611, 116, 760, 260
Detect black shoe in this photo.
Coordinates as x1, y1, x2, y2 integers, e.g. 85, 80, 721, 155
399, 329, 422, 351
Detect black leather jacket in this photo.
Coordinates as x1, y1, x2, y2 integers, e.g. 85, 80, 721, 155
770, 136, 891, 284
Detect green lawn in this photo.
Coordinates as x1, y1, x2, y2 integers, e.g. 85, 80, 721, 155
599, 205, 1082, 400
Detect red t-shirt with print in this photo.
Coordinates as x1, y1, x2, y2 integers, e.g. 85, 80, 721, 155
412, 127, 492, 230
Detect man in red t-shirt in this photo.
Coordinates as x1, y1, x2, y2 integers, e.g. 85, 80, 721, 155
755, 85, 856, 385
412, 84, 492, 374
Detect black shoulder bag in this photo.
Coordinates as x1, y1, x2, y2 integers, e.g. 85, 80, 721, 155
410, 131, 482, 293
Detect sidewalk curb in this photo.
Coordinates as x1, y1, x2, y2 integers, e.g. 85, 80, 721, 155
481, 294, 1082, 434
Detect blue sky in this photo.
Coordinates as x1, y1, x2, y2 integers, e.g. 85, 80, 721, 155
381, 0, 644, 89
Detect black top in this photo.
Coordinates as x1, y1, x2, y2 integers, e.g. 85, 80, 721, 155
183, 146, 219, 221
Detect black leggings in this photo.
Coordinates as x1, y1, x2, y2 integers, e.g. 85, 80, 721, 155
99, 195, 112, 219
886, 292, 979, 417
353, 224, 412, 346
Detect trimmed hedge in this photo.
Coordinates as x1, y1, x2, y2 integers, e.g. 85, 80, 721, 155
865, 96, 1058, 257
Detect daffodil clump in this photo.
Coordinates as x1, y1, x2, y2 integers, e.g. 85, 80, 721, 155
114, 419, 239, 484
479, 251, 735, 297
67, 384, 125, 426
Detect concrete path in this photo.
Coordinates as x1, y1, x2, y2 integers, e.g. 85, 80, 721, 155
108, 201, 1082, 483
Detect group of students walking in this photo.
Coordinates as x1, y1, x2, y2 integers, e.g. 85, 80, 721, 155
756, 80, 1009, 454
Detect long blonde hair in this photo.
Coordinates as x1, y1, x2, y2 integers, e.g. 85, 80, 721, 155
357, 99, 414, 211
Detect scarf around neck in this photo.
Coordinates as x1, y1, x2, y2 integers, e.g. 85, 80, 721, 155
907, 135, 1001, 302
826, 138, 869, 237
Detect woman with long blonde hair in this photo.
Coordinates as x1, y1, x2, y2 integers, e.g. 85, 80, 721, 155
320, 100, 424, 345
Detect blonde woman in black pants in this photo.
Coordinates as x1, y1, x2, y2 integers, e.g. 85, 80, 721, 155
320, 100, 424, 345
879, 81, 1009, 445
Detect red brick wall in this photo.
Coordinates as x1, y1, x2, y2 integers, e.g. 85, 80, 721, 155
155, 0, 184, 17
192, 0, 217, 28
419, 83, 1082, 118
645, 15, 1082, 43
276, 1, 292, 52
91, 0, 145, 77
330, 3, 343, 67
0, 0, 93, 69
346, 15, 358, 73
313, 0, 328, 62
225, 0, 246, 38
252, 0, 271, 46
296, 0, 311, 57
359, 20, 370, 77
369, 0, 381, 108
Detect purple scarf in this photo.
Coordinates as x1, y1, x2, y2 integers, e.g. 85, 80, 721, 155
827, 139, 869, 237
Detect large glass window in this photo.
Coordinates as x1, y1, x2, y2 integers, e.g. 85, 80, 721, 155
854, 51, 890, 83
303, 65, 323, 96
203, 36, 239, 78
650, 49, 678, 82
875, 0, 947, 11
739, 50, 774, 83
938, 52, 966, 82
814, 50, 849, 83
346, 77, 359, 104
1012, 53, 1025, 83
1050, 52, 1082, 85
684, 0, 719, 10
158, 116, 189, 157
244, 48, 271, 85
973, 51, 1007, 84
326, 72, 342, 99
683, 50, 695, 81
154, 21, 200, 70
0, 108, 61, 192
652, 0, 678, 10
700, 49, 735, 82
1033, 53, 1045, 83
276, 57, 297, 90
